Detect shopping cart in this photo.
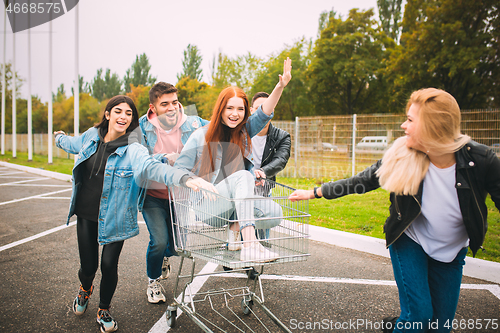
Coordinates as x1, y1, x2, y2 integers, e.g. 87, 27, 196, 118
166, 179, 310, 332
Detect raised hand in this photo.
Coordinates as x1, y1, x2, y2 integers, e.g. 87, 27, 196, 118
278, 57, 292, 88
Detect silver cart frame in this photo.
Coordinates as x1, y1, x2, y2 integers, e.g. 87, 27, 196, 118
166, 180, 310, 332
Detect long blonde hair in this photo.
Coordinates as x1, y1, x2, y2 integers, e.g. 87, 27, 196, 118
376, 88, 470, 195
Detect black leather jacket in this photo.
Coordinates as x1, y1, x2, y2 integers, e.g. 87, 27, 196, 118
258, 123, 291, 182
320, 140, 500, 257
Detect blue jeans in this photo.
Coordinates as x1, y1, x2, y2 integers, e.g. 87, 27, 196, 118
142, 195, 177, 280
389, 233, 468, 333
194, 170, 282, 231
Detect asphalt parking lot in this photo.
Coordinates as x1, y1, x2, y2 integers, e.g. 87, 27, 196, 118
0, 163, 499, 333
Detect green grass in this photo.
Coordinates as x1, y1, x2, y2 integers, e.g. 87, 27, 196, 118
1, 152, 498, 263
0, 151, 74, 175
278, 177, 500, 263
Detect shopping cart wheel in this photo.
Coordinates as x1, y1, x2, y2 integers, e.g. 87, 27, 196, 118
166, 307, 177, 328
246, 267, 259, 280
241, 296, 253, 315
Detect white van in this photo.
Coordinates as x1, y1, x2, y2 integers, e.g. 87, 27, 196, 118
356, 136, 388, 150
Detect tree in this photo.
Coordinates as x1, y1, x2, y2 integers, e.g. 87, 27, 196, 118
308, 9, 395, 115
251, 39, 313, 120
53, 84, 66, 103
389, 0, 500, 109
123, 53, 157, 93
175, 77, 215, 119
91, 68, 122, 102
211, 51, 262, 94
317, 8, 336, 38
1, 62, 24, 134
126, 84, 151, 116
177, 44, 203, 81
53, 93, 101, 133
71, 75, 91, 96
377, 0, 403, 42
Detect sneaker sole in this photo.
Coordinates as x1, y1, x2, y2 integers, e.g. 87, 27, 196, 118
147, 292, 166, 303
97, 320, 118, 333
73, 298, 88, 316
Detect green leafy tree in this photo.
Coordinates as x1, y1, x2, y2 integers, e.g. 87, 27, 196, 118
126, 84, 151, 116
53, 93, 101, 133
1, 62, 25, 134
53, 84, 66, 103
377, 0, 403, 42
91, 68, 123, 101
123, 53, 157, 93
211, 51, 262, 94
175, 77, 215, 119
388, 0, 500, 109
177, 44, 203, 81
308, 9, 395, 115
71, 75, 91, 96
251, 39, 313, 120
317, 8, 336, 38
17, 95, 49, 134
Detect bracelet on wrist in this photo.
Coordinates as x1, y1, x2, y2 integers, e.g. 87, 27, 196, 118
313, 187, 321, 199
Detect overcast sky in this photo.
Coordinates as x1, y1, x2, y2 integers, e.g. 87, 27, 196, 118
1, 0, 380, 103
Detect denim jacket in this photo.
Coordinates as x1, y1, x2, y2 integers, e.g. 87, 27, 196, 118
174, 105, 273, 183
56, 127, 189, 245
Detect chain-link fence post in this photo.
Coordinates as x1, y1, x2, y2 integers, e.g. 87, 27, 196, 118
352, 114, 357, 177
294, 116, 299, 178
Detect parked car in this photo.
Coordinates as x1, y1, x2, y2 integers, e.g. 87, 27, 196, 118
322, 142, 338, 151
356, 136, 388, 150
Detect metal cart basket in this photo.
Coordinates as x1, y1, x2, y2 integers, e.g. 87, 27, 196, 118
166, 179, 310, 332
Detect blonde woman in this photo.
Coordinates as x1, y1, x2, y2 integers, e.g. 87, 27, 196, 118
289, 88, 500, 333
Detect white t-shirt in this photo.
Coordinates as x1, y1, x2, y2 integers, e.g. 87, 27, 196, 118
405, 163, 469, 263
251, 135, 267, 170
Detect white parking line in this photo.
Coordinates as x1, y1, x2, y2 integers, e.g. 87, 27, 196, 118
0, 171, 26, 176
0, 221, 76, 252
148, 262, 219, 333
219, 272, 500, 300
0, 188, 72, 206
0, 177, 47, 186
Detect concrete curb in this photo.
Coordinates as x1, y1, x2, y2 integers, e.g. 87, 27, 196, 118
309, 224, 500, 284
1, 161, 499, 284
0, 161, 72, 182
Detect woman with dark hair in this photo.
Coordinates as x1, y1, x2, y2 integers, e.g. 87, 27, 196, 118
289, 88, 500, 333
55, 95, 203, 332
175, 58, 292, 263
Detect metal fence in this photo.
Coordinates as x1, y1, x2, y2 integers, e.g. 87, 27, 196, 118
274, 109, 500, 180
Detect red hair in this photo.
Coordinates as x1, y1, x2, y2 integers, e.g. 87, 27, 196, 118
198, 86, 251, 180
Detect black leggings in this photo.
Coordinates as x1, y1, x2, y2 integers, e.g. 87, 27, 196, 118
77, 217, 124, 310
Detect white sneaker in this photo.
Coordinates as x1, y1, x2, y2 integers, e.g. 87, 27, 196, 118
161, 257, 171, 280
240, 242, 279, 263
227, 228, 242, 251
147, 279, 166, 303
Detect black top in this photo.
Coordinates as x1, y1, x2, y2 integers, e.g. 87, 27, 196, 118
74, 127, 131, 222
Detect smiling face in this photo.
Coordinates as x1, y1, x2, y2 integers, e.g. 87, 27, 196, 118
151, 92, 180, 130
221, 96, 246, 128
401, 103, 425, 152
106, 102, 133, 138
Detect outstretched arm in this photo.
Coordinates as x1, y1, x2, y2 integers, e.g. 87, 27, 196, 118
260, 57, 292, 116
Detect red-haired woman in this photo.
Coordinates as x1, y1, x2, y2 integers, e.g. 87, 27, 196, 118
175, 58, 292, 263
